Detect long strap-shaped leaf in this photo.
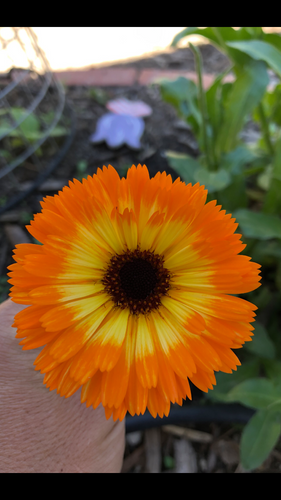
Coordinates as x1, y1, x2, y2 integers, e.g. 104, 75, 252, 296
263, 137, 281, 214
227, 39, 281, 78
215, 60, 269, 155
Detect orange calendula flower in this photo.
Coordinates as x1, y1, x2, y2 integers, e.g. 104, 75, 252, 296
8, 164, 261, 421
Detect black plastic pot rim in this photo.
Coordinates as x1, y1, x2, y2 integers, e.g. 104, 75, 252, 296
125, 403, 255, 433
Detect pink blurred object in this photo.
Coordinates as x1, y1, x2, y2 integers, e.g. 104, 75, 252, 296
106, 97, 152, 117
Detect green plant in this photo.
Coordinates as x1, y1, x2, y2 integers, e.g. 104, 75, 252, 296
75, 159, 88, 181
158, 27, 281, 471
206, 321, 281, 470
0, 276, 10, 303
88, 87, 109, 105
0, 107, 67, 155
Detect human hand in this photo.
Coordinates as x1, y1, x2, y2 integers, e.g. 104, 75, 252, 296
0, 299, 125, 472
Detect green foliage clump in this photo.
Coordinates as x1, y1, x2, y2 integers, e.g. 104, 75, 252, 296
159, 27, 281, 471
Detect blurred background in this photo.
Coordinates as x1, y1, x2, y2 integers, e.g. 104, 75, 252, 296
0, 27, 191, 72
0, 28, 189, 72
1, 27, 281, 473
0, 27, 278, 73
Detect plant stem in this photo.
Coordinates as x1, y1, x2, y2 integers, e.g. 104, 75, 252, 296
189, 42, 214, 170
258, 102, 274, 156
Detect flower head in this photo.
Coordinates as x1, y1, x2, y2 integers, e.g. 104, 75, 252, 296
8, 164, 261, 421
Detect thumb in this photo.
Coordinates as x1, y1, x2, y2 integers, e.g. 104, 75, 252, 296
0, 299, 125, 472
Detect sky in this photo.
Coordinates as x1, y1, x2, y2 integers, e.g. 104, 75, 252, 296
31, 28, 188, 71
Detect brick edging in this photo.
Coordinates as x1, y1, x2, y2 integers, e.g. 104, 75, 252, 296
53, 68, 235, 89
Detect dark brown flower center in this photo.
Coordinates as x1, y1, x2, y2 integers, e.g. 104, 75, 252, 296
102, 248, 171, 315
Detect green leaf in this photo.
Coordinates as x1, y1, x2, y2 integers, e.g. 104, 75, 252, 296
205, 71, 228, 147
9, 107, 26, 120
76, 159, 88, 173
158, 76, 200, 127
171, 27, 198, 47
163, 455, 175, 470
49, 125, 67, 137
193, 167, 231, 193
244, 27, 264, 38
240, 408, 281, 470
75, 160, 88, 181
207, 361, 260, 402
244, 322, 275, 359
171, 27, 252, 48
10, 108, 40, 137
188, 42, 214, 165
158, 76, 197, 102
20, 115, 40, 137
254, 240, 281, 261
267, 308, 281, 360
0, 125, 11, 137
0, 149, 12, 160
226, 377, 279, 409
88, 87, 109, 105
171, 27, 254, 68
248, 285, 272, 311
41, 110, 56, 124
10, 137, 24, 148
0, 107, 66, 144
217, 174, 247, 212
211, 27, 254, 67
215, 60, 269, 154
227, 40, 281, 78
257, 164, 272, 191
117, 164, 130, 179
233, 208, 281, 240
263, 360, 281, 382
268, 84, 281, 126
220, 145, 258, 175
262, 33, 281, 52
263, 137, 281, 214
275, 260, 281, 290
165, 151, 200, 184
